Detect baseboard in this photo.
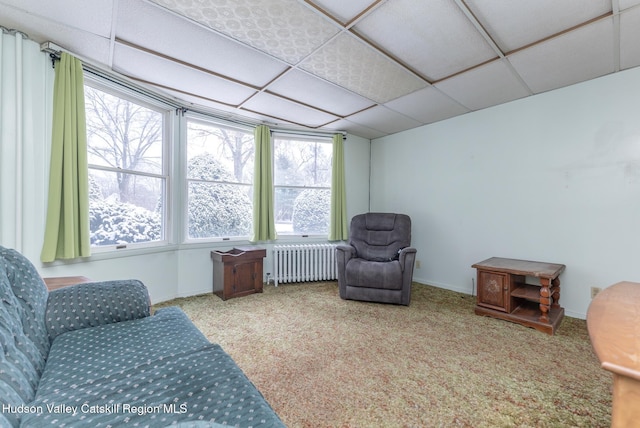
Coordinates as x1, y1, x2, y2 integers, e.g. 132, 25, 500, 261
564, 309, 586, 320
152, 287, 213, 305
412, 277, 473, 296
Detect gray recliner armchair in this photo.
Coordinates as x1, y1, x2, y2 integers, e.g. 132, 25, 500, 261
336, 213, 417, 305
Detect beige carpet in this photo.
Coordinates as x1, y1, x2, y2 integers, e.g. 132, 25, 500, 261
155, 282, 611, 428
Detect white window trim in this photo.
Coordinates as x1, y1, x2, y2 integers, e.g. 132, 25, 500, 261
272, 133, 332, 238
183, 114, 255, 243
77, 72, 340, 258
84, 76, 174, 253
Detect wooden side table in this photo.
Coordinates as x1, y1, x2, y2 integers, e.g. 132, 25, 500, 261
43, 276, 92, 291
211, 246, 266, 300
472, 257, 565, 334
587, 281, 640, 428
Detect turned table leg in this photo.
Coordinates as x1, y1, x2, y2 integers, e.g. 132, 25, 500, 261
551, 277, 561, 309
539, 278, 551, 323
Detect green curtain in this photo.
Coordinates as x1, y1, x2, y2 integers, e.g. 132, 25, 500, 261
41, 52, 91, 262
329, 133, 348, 241
251, 124, 276, 242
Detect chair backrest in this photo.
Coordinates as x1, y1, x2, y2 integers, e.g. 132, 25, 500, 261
349, 213, 411, 261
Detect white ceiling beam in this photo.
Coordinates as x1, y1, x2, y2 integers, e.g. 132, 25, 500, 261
454, 0, 533, 95
612, 0, 621, 72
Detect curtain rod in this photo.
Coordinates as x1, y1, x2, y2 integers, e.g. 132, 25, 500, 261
273, 129, 346, 140
0, 26, 29, 38
39, 41, 347, 140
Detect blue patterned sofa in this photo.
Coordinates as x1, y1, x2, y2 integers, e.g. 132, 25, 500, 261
0, 246, 285, 427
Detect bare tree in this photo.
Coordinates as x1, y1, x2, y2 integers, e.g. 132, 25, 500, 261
189, 125, 254, 182
84, 86, 162, 203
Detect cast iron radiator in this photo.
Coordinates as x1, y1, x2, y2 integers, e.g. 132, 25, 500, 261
272, 244, 337, 286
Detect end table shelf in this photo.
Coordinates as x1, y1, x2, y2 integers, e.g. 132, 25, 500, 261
472, 257, 566, 335
511, 282, 559, 301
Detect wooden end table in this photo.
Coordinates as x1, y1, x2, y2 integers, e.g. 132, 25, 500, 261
472, 257, 565, 335
43, 276, 92, 291
211, 246, 266, 300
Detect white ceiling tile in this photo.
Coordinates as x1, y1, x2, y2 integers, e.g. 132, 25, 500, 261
508, 18, 615, 94
113, 43, 257, 106
2, 0, 634, 139
0, 3, 112, 65
620, 6, 640, 70
384, 87, 469, 125
323, 118, 386, 140
309, 0, 378, 24
148, 0, 340, 65
159, 89, 247, 118
162, 90, 281, 125
241, 92, 339, 127
346, 106, 423, 135
116, 1, 288, 88
355, 0, 497, 81
300, 33, 428, 103
465, 0, 611, 53
619, 0, 640, 10
266, 69, 374, 116
434, 59, 531, 111
0, 0, 113, 37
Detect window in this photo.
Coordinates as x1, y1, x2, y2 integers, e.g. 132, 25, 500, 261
84, 78, 333, 246
85, 83, 169, 248
273, 135, 332, 235
186, 118, 254, 239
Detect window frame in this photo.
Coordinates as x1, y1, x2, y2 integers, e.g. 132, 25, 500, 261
84, 76, 174, 253
80, 73, 339, 255
183, 114, 256, 243
272, 132, 333, 238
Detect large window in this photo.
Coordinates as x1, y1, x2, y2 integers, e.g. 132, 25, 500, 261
85, 83, 169, 248
273, 135, 332, 235
84, 78, 334, 247
186, 118, 254, 240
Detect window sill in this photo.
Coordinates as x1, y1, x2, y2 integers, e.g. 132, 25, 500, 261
40, 242, 179, 266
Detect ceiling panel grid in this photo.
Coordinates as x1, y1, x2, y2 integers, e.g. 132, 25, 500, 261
0, 0, 637, 138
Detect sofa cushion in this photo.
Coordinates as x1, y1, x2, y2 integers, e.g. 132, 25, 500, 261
36, 306, 210, 398
45, 279, 151, 341
345, 259, 403, 290
23, 344, 284, 427
22, 306, 284, 427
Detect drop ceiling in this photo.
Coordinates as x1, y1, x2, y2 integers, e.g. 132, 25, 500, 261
2, 0, 640, 139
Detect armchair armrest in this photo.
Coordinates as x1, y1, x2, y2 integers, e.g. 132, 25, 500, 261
45, 279, 151, 341
335, 245, 356, 300
336, 244, 355, 255
399, 247, 417, 271
336, 244, 356, 265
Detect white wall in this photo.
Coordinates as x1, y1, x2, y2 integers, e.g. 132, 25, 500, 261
370, 66, 640, 319
1, 33, 372, 304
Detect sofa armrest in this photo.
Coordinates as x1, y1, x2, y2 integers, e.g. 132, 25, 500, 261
45, 279, 151, 341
